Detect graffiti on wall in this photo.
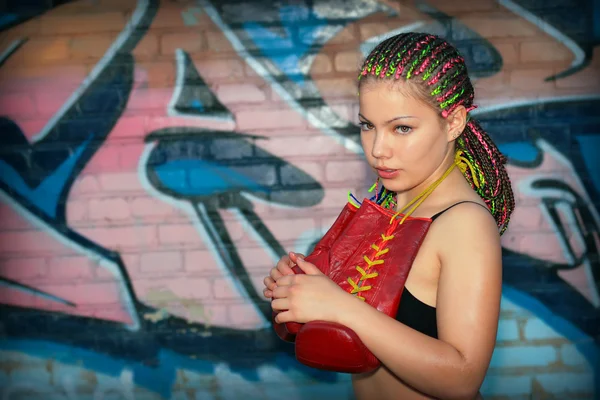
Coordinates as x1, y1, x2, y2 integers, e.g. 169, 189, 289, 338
0, 0, 599, 398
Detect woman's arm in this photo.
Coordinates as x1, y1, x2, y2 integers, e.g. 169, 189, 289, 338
337, 203, 502, 399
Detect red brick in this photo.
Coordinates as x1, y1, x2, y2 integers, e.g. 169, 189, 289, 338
159, 224, 202, 246
166, 278, 212, 300
517, 232, 565, 258
520, 41, 573, 63
310, 53, 333, 75
118, 253, 140, 276
71, 175, 101, 195
205, 31, 235, 52
136, 61, 177, 89
203, 304, 228, 326
39, 12, 127, 35
83, 144, 122, 173
69, 34, 115, 60
133, 33, 160, 60
89, 198, 131, 221
236, 108, 306, 131
318, 187, 358, 209
315, 77, 359, 98
489, 41, 520, 65
228, 302, 265, 326
108, 116, 147, 139
0, 257, 47, 280
41, 282, 122, 305
78, 225, 158, 250
334, 50, 364, 73
10, 38, 70, 64
0, 230, 64, 254
140, 251, 183, 273
160, 32, 205, 55
130, 197, 175, 218
150, 6, 192, 29
257, 135, 344, 158
235, 246, 275, 271
14, 119, 47, 139
117, 143, 145, 170
216, 83, 267, 104
0, 203, 34, 230
459, 15, 538, 38
95, 255, 137, 280
211, 210, 245, 242
196, 59, 245, 80
0, 64, 86, 90
184, 250, 222, 273
0, 92, 36, 118
555, 65, 600, 89
58, 0, 133, 13
213, 277, 244, 299
328, 102, 355, 122
509, 68, 556, 89
326, 159, 371, 183
327, 26, 358, 45
88, 303, 136, 325
432, 0, 497, 11
261, 217, 317, 243
65, 200, 88, 225
98, 172, 142, 192
47, 256, 95, 281
125, 87, 172, 111
184, 302, 213, 325
359, 22, 393, 42
32, 88, 78, 119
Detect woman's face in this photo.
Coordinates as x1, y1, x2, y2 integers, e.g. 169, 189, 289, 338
358, 80, 451, 193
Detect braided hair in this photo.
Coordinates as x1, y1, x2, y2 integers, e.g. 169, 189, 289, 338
358, 32, 515, 235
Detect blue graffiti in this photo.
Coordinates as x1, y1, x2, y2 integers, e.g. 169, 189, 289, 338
244, 5, 326, 86
0, 53, 134, 222
154, 159, 270, 197
497, 142, 540, 163
0, 13, 17, 30
0, 136, 90, 218
171, 50, 233, 119
577, 134, 600, 189
502, 285, 599, 392
0, 339, 337, 398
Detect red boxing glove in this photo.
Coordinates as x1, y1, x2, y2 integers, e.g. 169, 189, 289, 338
273, 199, 431, 374
272, 202, 359, 342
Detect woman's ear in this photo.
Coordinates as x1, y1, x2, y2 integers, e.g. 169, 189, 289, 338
445, 105, 468, 142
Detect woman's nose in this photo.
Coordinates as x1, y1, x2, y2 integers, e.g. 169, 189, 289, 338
371, 133, 391, 159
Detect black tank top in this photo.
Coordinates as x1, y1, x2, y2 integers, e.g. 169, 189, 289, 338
394, 201, 490, 339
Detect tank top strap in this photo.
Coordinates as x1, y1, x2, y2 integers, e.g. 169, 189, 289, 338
430, 201, 490, 221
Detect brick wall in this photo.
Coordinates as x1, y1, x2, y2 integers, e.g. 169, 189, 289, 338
0, 0, 598, 399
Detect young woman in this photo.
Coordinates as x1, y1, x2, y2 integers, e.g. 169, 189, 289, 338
263, 32, 514, 400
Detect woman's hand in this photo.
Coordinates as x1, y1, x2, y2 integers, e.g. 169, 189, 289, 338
263, 252, 303, 299
271, 253, 356, 325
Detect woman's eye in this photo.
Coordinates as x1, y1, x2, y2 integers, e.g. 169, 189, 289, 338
359, 122, 373, 131
396, 125, 412, 134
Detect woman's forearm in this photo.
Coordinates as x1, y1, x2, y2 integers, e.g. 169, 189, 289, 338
338, 300, 483, 399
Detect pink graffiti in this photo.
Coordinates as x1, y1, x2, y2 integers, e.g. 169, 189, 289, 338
502, 139, 600, 306
0, 0, 599, 330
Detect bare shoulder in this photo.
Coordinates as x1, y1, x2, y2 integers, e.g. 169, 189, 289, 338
429, 200, 503, 384
430, 200, 501, 258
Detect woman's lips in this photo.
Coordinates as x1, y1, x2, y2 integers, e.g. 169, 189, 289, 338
376, 168, 399, 179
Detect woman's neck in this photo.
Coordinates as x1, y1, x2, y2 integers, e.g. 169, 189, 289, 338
394, 148, 459, 214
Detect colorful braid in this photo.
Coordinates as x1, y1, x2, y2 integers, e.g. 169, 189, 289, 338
358, 32, 515, 235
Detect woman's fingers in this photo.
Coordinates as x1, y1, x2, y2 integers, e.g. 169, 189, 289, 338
270, 298, 290, 312
264, 276, 277, 290
276, 254, 295, 275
